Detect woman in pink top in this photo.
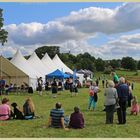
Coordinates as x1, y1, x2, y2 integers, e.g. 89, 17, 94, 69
0, 98, 11, 120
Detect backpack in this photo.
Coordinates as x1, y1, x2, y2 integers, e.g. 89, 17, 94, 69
89, 89, 94, 96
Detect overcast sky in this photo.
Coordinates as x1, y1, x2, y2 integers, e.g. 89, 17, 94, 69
1, 2, 140, 60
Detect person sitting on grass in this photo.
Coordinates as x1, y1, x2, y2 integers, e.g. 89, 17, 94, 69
69, 106, 84, 129
11, 102, 24, 120
0, 97, 11, 120
23, 97, 35, 120
131, 96, 139, 115
47, 102, 69, 130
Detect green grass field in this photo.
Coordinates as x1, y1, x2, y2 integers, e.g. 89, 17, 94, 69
0, 78, 140, 138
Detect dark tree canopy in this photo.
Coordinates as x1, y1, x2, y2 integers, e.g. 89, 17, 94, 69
121, 57, 137, 71
0, 8, 8, 46
35, 46, 60, 59
137, 61, 140, 70
95, 58, 105, 71
109, 59, 121, 69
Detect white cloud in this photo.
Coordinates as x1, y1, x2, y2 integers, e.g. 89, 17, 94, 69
60, 3, 140, 34
60, 40, 102, 56
98, 33, 140, 60
5, 21, 87, 45
2, 3, 140, 59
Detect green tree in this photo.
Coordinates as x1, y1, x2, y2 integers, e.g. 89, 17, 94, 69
0, 8, 8, 46
35, 46, 60, 59
121, 57, 137, 71
110, 59, 121, 69
137, 60, 140, 70
95, 58, 105, 71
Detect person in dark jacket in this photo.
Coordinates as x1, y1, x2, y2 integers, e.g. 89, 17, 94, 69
51, 78, 58, 98
116, 77, 129, 124
69, 106, 84, 129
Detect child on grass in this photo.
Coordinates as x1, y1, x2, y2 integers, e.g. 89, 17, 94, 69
131, 96, 139, 115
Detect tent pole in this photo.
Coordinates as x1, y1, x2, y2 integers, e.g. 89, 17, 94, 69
16, 68, 18, 94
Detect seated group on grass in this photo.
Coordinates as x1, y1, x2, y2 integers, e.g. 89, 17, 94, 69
0, 97, 35, 120
47, 102, 84, 130
0, 98, 84, 129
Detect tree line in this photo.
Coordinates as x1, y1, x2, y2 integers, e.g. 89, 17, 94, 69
35, 46, 140, 73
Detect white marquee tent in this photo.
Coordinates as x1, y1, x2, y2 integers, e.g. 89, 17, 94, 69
41, 53, 58, 74
52, 54, 73, 73
27, 52, 52, 80
7, 50, 84, 89
10, 50, 40, 89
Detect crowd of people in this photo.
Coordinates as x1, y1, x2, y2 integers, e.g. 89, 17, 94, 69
39, 77, 79, 97
0, 78, 30, 95
0, 71, 139, 130
103, 72, 138, 125
0, 97, 84, 130
0, 76, 80, 97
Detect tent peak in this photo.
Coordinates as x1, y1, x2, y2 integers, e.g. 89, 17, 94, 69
53, 54, 60, 60
11, 49, 25, 62
28, 51, 40, 60
42, 52, 50, 60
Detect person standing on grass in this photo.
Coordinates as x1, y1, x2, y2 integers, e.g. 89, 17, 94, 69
126, 81, 133, 107
47, 102, 69, 130
111, 72, 119, 86
73, 79, 78, 96
102, 79, 105, 88
0, 97, 11, 120
105, 80, 108, 88
0, 77, 6, 95
37, 77, 43, 96
69, 78, 74, 97
131, 81, 134, 90
69, 106, 84, 129
104, 80, 118, 124
96, 79, 99, 86
116, 77, 129, 124
88, 81, 100, 111
51, 78, 58, 98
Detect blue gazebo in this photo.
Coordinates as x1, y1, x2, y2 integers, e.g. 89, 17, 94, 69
46, 69, 70, 79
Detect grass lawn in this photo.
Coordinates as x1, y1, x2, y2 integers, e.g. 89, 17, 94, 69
0, 81, 140, 137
